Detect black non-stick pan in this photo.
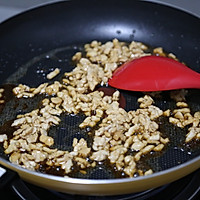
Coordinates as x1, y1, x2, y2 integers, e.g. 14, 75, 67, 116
0, 0, 200, 196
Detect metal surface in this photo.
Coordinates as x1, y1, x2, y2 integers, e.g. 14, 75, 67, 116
0, 166, 6, 177
0, 0, 200, 195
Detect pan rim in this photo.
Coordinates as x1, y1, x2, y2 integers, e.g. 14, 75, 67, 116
0, 155, 199, 184
0, 0, 199, 28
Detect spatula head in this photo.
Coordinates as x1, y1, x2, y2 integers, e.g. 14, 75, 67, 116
108, 56, 200, 91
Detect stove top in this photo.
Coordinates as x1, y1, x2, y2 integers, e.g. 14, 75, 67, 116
1, 168, 200, 200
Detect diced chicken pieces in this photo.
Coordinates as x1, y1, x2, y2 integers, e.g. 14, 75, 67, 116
39, 135, 54, 146
72, 138, 91, 157
47, 68, 60, 80
0, 134, 7, 142
90, 150, 109, 161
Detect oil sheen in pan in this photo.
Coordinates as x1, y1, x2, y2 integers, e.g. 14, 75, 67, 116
0, 44, 200, 179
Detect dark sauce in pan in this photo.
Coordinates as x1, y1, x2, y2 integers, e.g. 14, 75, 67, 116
0, 120, 16, 141
0, 84, 16, 113
0, 84, 18, 142
36, 160, 65, 177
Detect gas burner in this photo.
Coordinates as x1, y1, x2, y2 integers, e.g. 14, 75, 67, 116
48, 186, 167, 200
2, 169, 199, 200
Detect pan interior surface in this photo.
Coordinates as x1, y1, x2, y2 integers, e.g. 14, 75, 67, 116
0, 0, 200, 194
0, 43, 200, 179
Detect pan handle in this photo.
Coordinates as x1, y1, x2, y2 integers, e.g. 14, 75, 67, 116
0, 165, 39, 200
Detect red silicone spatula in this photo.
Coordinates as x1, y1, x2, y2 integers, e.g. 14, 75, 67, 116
108, 55, 200, 91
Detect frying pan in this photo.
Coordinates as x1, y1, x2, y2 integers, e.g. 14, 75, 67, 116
0, 0, 200, 196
